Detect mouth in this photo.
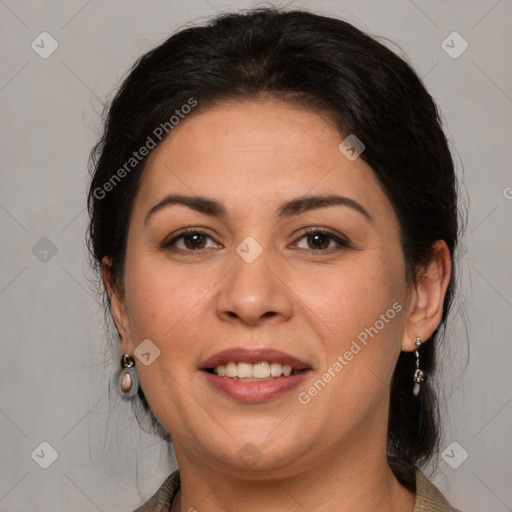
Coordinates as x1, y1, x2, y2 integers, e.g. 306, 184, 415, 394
199, 347, 312, 402
199, 347, 311, 377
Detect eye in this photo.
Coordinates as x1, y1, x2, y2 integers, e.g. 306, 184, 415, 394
162, 227, 350, 254
163, 229, 220, 252
293, 228, 350, 253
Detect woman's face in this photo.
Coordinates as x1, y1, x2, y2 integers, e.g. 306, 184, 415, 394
108, 98, 423, 476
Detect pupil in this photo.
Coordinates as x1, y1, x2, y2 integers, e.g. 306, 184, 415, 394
186, 233, 205, 249
309, 233, 328, 250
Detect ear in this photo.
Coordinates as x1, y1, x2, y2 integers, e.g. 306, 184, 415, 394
100, 256, 134, 355
402, 240, 452, 351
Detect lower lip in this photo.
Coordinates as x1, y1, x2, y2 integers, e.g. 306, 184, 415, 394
202, 370, 311, 402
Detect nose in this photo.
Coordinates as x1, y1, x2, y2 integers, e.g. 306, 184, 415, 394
215, 248, 294, 327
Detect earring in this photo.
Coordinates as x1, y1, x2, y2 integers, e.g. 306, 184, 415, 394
118, 354, 139, 398
413, 337, 425, 396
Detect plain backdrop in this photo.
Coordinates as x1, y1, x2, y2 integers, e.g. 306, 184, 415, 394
1, 1, 511, 510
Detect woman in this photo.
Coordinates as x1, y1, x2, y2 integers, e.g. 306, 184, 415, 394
87, 8, 463, 512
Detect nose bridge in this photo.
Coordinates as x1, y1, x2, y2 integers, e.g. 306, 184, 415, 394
215, 235, 293, 325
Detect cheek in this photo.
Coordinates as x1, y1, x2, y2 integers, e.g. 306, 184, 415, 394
298, 254, 406, 342
122, 253, 214, 364
293, 258, 406, 428
299, 249, 407, 393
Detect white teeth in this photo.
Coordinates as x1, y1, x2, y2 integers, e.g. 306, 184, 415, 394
225, 362, 237, 378
270, 362, 282, 377
253, 361, 270, 378
213, 361, 299, 379
237, 362, 253, 378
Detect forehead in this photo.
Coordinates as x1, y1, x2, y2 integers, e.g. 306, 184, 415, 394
134, 99, 394, 222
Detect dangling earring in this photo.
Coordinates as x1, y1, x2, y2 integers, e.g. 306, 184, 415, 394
413, 337, 425, 396
118, 354, 139, 398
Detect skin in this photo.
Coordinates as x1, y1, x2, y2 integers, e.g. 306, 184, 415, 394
102, 98, 451, 512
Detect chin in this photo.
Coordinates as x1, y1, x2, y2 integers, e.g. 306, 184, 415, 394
205, 430, 306, 474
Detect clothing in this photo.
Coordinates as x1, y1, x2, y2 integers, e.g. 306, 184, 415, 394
132, 459, 463, 512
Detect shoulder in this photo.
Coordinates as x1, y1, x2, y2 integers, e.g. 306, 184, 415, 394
131, 469, 181, 512
414, 468, 463, 512
389, 457, 463, 511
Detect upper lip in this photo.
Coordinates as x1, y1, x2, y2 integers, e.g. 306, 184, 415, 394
199, 347, 311, 371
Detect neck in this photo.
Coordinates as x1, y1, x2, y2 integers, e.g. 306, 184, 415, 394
172, 433, 415, 512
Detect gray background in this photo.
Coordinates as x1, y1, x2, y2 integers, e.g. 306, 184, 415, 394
1, 0, 511, 510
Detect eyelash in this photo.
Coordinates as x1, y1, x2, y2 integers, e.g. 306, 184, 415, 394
162, 227, 351, 254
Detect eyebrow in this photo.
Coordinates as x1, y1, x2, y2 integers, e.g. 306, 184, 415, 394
144, 193, 372, 226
